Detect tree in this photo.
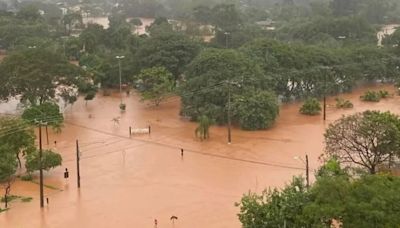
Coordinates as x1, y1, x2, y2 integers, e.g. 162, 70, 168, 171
136, 32, 200, 81
299, 98, 321, 115
0, 145, 18, 209
22, 102, 64, 132
195, 115, 213, 140
324, 111, 400, 174
25, 149, 62, 174
0, 48, 84, 105
237, 177, 309, 228
181, 48, 268, 124
237, 159, 400, 227
136, 67, 174, 106
232, 90, 279, 130
0, 116, 35, 168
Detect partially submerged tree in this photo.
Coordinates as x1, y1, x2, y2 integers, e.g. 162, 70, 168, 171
0, 145, 18, 209
300, 98, 321, 115
324, 111, 400, 174
232, 90, 279, 130
136, 67, 174, 106
22, 102, 64, 132
0, 116, 35, 168
25, 149, 62, 174
195, 115, 213, 140
0, 48, 84, 105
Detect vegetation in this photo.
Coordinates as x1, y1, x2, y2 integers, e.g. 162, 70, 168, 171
325, 111, 400, 174
232, 91, 279, 130
359, 90, 390, 102
25, 149, 62, 174
136, 67, 174, 106
299, 98, 321, 115
335, 97, 353, 109
22, 102, 64, 132
195, 115, 213, 140
237, 159, 400, 227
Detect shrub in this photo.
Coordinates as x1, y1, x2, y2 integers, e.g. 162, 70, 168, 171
360, 90, 390, 102
300, 98, 321, 115
335, 98, 354, 109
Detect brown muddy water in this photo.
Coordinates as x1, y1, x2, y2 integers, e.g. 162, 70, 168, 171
0, 84, 399, 228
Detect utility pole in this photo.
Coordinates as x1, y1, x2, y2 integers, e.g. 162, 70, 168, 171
224, 32, 230, 48
116, 55, 125, 105
323, 72, 327, 121
306, 154, 309, 188
227, 82, 232, 144
76, 140, 80, 188
37, 122, 45, 208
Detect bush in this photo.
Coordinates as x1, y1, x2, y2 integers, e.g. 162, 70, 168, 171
378, 90, 390, 98
360, 90, 382, 102
119, 103, 126, 111
335, 98, 354, 109
300, 98, 321, 115
20, 174, 33, 181
232, 91, 279, 130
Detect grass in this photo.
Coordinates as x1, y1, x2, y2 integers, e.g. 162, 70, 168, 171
21, 197, 33, 203
30, 180, 62, 191
0, 208, 9, 213
1, 195, 21, 203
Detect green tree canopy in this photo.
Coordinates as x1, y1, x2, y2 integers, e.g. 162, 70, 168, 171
232, 90, 279, 130
0, 48, 84, 105
324, 111, 400, 174
136, 66, 174, 106
25, 149, 62, 173
180, 48, 268, 125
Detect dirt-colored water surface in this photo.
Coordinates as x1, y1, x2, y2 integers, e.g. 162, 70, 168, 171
0, 84, 399, 228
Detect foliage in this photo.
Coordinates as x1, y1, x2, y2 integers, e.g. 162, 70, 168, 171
21, 102, 64, 132
238, 159, 400, 227
136, 67, 174, 106
181, 48, 268, 125
0, 117, 35, 168
0, 145, 18, 183
324, 111, 400, 174
299, 98, 321, 115
25, 149, 62, 173
237, 177, 309, 228
136, 32, 200, 80
232, 90, 279, 130
335, 97, 353, 109
360, 90, 385, 102
195, 115, 213, 140
0, 48, 84, 105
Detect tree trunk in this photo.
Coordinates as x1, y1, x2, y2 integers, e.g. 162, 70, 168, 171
16, 153, 21, 168
4, 180, 11, 208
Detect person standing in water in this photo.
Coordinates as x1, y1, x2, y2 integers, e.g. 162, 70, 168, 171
154, 219, 158, 228
181, 148, 184, 157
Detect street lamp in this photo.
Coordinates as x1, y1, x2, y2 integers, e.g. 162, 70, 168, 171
224, 32, 230, 48
115, 55, 125, 105
320, 66, 331, 121
294, 154, 309, 188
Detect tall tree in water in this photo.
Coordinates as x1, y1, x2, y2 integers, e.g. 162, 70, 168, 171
0, 48, 84, 105
324, 111, 400, 174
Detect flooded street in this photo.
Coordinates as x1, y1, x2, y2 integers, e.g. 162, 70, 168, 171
1, 84, 399, 228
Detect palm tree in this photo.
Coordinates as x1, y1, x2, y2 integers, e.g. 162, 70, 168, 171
195, 115, 213, 140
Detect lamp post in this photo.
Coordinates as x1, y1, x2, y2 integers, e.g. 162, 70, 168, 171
227, 81, 232, 144
294, 154, 309, 188
224, 32, 230, 48
115, 55, 125, 105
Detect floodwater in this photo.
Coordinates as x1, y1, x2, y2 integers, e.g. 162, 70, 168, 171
1, 84, 400, 228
